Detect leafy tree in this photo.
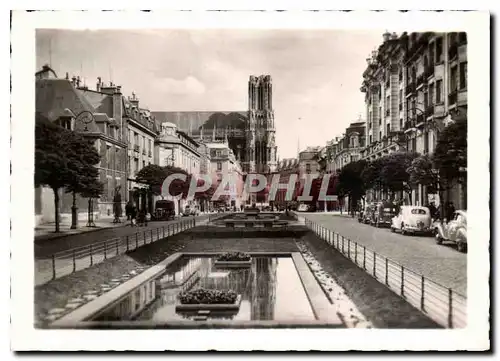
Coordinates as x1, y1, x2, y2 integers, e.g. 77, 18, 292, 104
35, 115, 102, 232
64, 132, 103, 225
361, 157, 384, 193
136, 164, 190, 198
407, 154, 439, 194
378, 152, 419, 199
337, 160, 368, 215
433, 118, 467, 185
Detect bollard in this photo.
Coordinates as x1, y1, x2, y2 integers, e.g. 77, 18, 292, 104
354, 243, 357, 264
363, 246, 366, 270
348, 239, 351, 259
72, 250, 76, 273
135, 232, 139, 249
51, 254, 56, 280
448, 288, 453, 328
373, 252, 376, 279
342, 236, 345, 254
126, 235, 130, 252
421, 275, 425, 310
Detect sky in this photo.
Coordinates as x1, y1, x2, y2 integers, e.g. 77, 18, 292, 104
36, 29, 382, 159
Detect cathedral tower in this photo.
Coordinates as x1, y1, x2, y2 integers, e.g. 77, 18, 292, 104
246, 75, 277, 174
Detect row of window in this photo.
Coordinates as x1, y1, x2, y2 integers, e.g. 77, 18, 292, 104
368, 61, 466, 130
129, 130, 153, 153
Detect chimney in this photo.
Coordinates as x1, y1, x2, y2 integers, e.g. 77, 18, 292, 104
76, 76, 81, 88
116, 85, 122, 94
383, 31, 391, 42
129, 91, 139, 107
65, 72, 69, 80
96, 77, 102, 92
391, 32, 398, 40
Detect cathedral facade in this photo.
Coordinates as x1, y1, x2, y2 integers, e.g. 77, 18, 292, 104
152, 74, 278, 174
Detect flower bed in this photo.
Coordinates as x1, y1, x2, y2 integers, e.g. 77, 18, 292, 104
176, 288, 242, 312
214, 252, 252, 268
216, 252, 251, 262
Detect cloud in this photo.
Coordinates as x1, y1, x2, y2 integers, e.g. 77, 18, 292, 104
155, 76, 206, 96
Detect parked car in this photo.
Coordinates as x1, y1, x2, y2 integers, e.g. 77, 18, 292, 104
153, 200, 176, 221
183, 205, 200, 217
434, 210, 467, 253
371, 201, 397, 228
390, 206, 432, 235
297, 204, 309, 212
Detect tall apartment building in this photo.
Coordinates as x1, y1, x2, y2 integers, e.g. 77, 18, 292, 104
121, 89, 159, 208
361, 32, 467, 208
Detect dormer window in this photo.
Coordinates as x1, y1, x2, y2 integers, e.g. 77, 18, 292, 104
58, 117, 73, 131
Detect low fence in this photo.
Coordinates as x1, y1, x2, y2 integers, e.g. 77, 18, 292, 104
304, 217, 467, 329
40, 218, 196, 285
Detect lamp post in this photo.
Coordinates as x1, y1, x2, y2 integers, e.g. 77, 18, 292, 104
74, 110, 96, 228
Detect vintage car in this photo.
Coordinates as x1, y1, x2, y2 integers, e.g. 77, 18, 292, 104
153, 200, 176, 221
434, 210, 467, 253
371, 201, 398, 228
390, 205, 432, 235
297, 204, 309, 212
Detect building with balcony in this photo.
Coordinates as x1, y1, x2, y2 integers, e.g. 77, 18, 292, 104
121, 90, 159, 207
361, 31, 467, 209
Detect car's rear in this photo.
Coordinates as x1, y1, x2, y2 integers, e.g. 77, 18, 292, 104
403, 207, 432, 234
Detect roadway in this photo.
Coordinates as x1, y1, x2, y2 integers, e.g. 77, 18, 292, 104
301, 213, 467, 295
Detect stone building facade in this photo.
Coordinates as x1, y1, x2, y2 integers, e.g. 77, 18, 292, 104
360, 32, 467, 209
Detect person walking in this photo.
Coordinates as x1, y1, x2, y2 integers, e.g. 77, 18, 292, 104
130, 204, 137, 227
125, 201, 133, 221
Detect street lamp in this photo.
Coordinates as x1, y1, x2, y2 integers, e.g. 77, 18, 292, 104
74, 110, 97, 228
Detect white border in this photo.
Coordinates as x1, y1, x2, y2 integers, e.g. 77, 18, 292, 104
10, 10, 490, 351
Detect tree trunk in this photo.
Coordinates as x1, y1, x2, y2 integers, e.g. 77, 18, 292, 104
53, 187, 60, 233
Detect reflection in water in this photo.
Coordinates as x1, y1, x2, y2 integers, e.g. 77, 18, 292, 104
107, 257, 315, 322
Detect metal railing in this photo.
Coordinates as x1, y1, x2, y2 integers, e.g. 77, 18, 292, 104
43, 218, 196, 284
304, 218, 467, 328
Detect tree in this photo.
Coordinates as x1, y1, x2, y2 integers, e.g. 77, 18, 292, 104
433, 118, 467, 186
64, 132, 103, 227
378, 152, 419, 199
337, 160, 368, 215
361, 157, 384, 193
135, 164, 190, 198
407, 154, 439, 194
35, 115, 102, 232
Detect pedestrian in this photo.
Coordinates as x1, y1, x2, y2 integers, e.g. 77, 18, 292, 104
428, 201, 437, 221
125, 201, 133, 221
446, 201, 456, 222
130, 205, 137, 227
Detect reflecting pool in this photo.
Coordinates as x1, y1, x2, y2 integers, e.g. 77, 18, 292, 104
95, 256, 316, 322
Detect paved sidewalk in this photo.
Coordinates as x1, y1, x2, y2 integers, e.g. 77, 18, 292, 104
35, 218, 127, 242
35, 214, 210, 258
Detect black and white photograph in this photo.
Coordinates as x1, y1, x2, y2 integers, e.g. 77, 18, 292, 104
9, 9, 490, 351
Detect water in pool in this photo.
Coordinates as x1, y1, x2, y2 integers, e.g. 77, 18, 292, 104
133, 256, 316, 322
